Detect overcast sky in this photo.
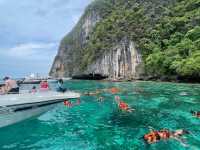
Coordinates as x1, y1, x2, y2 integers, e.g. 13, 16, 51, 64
0, 0, 91, 78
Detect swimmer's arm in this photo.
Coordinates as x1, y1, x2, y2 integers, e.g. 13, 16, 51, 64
127, 109, 135, 113
129, 108, 135, 111
172, 137, 188, 147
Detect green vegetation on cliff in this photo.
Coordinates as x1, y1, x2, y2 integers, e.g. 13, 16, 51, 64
145, 0, 200, 78
82, 0, 200, 79
54, 0, 200, 80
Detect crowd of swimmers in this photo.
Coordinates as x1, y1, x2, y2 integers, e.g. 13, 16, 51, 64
83, 87, 135, 112
82, 86, 200, 146
1, 78, 200, 146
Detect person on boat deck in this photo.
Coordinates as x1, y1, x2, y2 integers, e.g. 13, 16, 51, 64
57, 79, 66, 92
3, 76, 19, 94
40, 80, 49, 91
114, 96, 135, 112
30, 86, 37, 93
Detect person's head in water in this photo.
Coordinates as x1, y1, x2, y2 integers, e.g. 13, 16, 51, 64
191, 110, 196, 115
58, 79, 64, 84
115, 96, 120, 103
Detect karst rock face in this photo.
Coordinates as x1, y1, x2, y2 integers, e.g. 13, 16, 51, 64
50, 0, 177, 80
50, 8, 101, 78
86, 39, 144, 80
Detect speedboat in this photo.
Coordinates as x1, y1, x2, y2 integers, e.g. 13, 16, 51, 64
22, 79, 41, 84
47, 79, 58, 83
62, 77, 72, 81
21, 73, 49, 84
0, 91, 80, 128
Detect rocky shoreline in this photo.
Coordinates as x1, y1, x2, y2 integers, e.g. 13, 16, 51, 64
71, 74, 200, 83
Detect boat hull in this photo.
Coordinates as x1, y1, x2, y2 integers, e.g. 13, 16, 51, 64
0, 91, 80, 128
0, 100, 63, 128
22, 80, 41, 84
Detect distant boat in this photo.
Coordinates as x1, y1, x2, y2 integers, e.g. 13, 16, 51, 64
47, 77, 71, 83
0, 91, 80, 128
22, 79, 41, 84
21, 73, 50, 84
62, 77, 72, 81
47, 79, 58, 83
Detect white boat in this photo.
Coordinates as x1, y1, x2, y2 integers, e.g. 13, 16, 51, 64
22, 73, 50, 84
62, 77, 72, 81
47, 79, 58, 83
0, 91, 80, 128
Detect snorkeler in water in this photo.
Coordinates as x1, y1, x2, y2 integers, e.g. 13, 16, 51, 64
191, 111, 200, 118
97, 96, 104, 102
64, 100, 72, 107
115, 96, 135, 112
109, 87, 120, 94
143, 129, 189, 146
84, 90, 101, 96
64, 99, 81, 107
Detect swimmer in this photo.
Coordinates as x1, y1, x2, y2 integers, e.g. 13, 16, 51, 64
158, 129, 170, 139
64, 99, 81, 107
84, 90, 101, 96
144, 129, 189, 146
109, 87, 120, 94
115, 96, 135, 112
144, 130, 160, 144
191, 111, 200, 118
97, 96, 104, 102
64, 100, 72, 107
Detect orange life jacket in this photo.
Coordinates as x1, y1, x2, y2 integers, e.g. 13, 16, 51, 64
119, 101, 129, 110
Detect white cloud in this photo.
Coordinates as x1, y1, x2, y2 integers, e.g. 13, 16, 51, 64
0, 42, 57, 58
0, 0, 92, 77
0, 42, 58, 77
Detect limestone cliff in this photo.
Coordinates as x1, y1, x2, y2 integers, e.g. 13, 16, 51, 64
50, 0, 181, 80
50, 4, 102, 78
86, 39, 144, 80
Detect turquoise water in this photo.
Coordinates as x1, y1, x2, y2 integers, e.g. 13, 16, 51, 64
0, 81, 200, 150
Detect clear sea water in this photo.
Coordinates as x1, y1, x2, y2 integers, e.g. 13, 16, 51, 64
0, 80, 200, 150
